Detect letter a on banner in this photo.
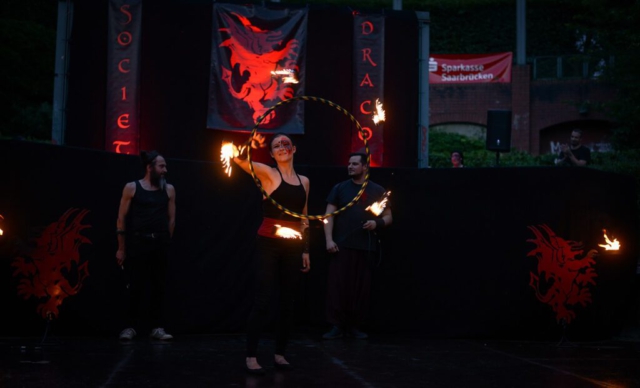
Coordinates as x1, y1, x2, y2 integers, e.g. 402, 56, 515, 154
207, 3, 308, 134
352, 13, 385, 166
106, 0, 142, 154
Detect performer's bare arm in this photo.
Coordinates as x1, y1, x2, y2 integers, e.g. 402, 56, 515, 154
300, 175, 311, 272
116, 182, 135, 266
232, 133, 276, 190
324, 203, 338, 253
166, 184, 176, 238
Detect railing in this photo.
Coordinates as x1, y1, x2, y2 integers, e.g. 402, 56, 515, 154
531, 55, 614, 80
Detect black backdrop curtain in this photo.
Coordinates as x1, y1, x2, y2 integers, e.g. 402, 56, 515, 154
1, 140, 638, 340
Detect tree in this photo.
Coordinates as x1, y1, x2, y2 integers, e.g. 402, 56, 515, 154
571, 0, 640, 150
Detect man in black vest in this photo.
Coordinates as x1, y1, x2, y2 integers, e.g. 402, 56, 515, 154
116, 150, 176, 341
554, 129, 591, 166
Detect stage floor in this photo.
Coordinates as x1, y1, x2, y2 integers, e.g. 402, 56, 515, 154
2, 330, 640, 387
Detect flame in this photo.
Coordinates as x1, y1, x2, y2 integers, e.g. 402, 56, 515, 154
372, 98, 386, 125
598, 229, 620, 251
271, 69, 299, 84
274, 225, 302, 239
220, 142, 240, 177
366, 191, 391, 216
0, 214, 3, 236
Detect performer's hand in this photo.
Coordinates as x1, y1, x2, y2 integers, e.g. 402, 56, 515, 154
301, 253, 310, 273
250, 133, 266, 149
116, 250, 126, 266
326, 240, 339, 253
362, 220, 377, 230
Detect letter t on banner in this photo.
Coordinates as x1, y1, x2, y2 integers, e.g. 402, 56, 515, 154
352, 13, 385, 167
106, 0, 142, 154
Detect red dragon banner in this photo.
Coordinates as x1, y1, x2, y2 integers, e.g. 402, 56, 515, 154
11, 208, 91, 320
207, 4, 308, 133
526, 224, 598, 324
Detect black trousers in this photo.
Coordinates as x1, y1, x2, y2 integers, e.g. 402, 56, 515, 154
325, 248, 373, 330
246, 236, 303, 357
124, 237, 169, 330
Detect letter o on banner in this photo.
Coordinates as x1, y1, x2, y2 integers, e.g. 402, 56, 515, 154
358, 127, 373, 141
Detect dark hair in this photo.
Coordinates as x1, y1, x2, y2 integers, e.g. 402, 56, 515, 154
572, 129, 583, 136
451, 150, 464, 160
140, 150, 161, 168
349, 152, 368, 166
269, 132, 295, 150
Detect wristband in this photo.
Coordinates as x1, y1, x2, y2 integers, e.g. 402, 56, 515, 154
116, 229, 126, 235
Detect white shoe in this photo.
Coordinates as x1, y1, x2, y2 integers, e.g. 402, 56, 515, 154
150, 327, 173, 340
119, 327, 136, 340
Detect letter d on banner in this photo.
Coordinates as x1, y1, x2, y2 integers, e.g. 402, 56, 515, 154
106, 0, 142, 154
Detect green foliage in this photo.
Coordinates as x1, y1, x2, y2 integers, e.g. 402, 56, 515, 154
569, 0, 640, 150
428, 131, 542, 168
0, 17, 55, 141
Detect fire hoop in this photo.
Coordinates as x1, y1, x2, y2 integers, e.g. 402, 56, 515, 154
247, 95, 370, 221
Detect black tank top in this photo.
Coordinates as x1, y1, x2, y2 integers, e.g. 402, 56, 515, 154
130, 180, 169, 233
263, 168, 306, 222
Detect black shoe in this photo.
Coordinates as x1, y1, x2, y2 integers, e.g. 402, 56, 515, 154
322, 326, 344, 340
349, 329, 368, 339
245, 365, 266, 376
274, 362, 293, 371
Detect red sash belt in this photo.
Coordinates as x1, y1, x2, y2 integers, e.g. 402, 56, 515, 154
257, 217, 301, 238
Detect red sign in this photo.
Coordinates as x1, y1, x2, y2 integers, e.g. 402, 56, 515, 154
429, 52, 512, 84
106, 0, 142, 154
352, 13, 385, 167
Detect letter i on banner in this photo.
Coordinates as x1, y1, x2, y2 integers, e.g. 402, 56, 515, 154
106, 0, 142, 154
352, 13, 385, 167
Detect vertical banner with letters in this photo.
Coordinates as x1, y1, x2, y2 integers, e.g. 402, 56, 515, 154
106, 0, 142, 154
208, 4, 307, 133
352, 13, 385, 167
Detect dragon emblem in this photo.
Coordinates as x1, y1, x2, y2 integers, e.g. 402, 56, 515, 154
218, 11, 300, 124
11, 208, 91, 319
526, 224, 598, 324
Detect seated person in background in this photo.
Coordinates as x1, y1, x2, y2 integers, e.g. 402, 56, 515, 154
451, 150, 464, 168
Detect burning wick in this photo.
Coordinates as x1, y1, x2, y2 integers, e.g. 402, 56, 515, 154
271, 69, 299, 84
372, 98, 386, 125
598, 229, 620, 251
274, 225, 302, 239
366, 191, 391, 216
220, 142, 246, 177
0, 214, 4, 236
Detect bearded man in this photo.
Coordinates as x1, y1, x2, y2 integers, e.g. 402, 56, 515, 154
322, 152, 393, 340
115, 150, 176, 341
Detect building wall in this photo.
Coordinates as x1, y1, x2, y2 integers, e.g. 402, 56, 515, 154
429, 64, 617, 155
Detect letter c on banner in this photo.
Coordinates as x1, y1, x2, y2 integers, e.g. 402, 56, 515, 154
118, 59, 131, 73
358, 127, 373, 141
360, 100, 372, 114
